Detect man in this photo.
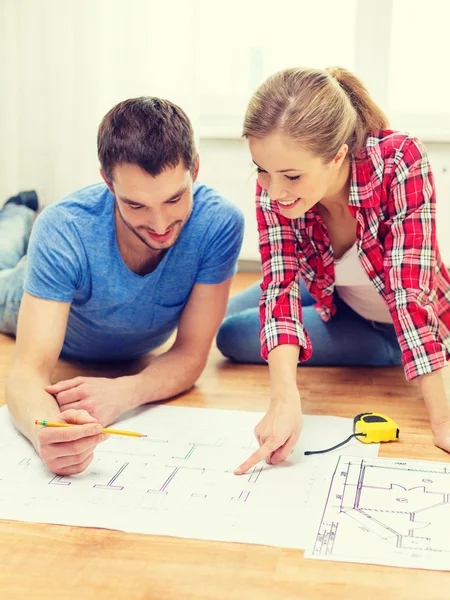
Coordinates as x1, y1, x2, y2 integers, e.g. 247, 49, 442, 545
4, 97, 244, 476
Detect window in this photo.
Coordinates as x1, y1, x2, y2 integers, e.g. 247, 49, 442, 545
389, 0, 450, 115
195, 0, 357, 137
387, 0, 450, 139
194, 0, 450, 141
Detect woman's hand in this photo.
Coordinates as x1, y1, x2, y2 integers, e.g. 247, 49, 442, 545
419, 370, 450, 453
235, 389, 303, 474
432, 418, 450, 454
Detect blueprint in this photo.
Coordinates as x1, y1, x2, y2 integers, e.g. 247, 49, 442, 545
0, 405, 378, 548
305, 455, 450, 570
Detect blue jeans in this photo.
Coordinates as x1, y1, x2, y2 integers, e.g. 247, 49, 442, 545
217, 279, 402, 366
0, 204, 34, 335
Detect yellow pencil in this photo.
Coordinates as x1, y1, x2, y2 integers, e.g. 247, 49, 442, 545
35, 420, 147, 438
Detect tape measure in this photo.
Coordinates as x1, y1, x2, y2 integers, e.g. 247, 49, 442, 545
353, 412, 400, 443
305, 412, 399, 455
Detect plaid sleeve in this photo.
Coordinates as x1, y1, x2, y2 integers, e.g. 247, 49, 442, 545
256, 183, 312, 362
383, 137, 449, 380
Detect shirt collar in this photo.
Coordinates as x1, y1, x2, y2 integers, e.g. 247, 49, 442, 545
348, 153, 374, 210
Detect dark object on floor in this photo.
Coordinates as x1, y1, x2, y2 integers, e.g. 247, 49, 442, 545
4, 190, 39, 212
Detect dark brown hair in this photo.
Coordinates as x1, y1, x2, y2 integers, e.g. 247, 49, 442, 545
98, 97, 197, 181
243, 67, 389, 161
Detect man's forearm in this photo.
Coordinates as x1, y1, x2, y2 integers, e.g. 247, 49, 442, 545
419, 369, 450, 429
6, 365, 60, 450
127, 345, 207, 409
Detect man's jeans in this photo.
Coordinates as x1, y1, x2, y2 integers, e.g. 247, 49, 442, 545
0, 204, 34, 335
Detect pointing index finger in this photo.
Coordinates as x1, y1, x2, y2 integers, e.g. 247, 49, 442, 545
234, 441, 275, 475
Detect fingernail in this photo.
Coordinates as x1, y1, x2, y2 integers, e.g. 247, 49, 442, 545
93, 424, 102, 434
102, 434, 110, 441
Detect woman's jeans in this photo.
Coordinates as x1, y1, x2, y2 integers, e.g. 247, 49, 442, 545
0, 204, 34, 335
217, 278, 402, 367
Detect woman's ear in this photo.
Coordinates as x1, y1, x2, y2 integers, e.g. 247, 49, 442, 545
333, 144, 349, 168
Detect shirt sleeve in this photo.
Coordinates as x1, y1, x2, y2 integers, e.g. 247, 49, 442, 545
24, 207, 87, 303
383, 137, 449, 380
256, 183, 312, 361
195, 201, 245, 285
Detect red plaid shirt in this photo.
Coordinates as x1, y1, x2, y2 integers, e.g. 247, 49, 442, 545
256, 131, 450, 381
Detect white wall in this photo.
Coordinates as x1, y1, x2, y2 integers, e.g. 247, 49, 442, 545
199, 139, 450, 265
1, 0, 449, 265
0, 0, 198, 205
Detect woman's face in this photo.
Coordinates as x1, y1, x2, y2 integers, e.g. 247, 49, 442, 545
248, 133, 346, 219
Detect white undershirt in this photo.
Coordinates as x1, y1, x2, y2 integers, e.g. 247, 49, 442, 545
334, 244, 392, 324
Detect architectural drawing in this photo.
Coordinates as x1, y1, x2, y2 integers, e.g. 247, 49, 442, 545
0, 405, 379, 548
307, 455, 450, 570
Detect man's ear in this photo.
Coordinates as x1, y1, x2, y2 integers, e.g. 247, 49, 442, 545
192, 155, 200, 182
100, 169, 114, 195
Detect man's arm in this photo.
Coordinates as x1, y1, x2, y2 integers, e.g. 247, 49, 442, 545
131, 277, 233, 406
6, 292, 70, 445
49, 277, 234, 422
48, 191, 244, 424
6, 293, 106, 474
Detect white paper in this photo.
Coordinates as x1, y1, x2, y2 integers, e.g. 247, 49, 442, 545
305, 455, 450, 570
0, 405, 378, 548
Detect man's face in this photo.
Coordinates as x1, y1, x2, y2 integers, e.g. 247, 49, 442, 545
103, 161, 198, 252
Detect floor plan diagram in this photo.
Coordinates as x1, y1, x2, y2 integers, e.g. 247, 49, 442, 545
0, 405, 378, 548
306, 455, 450, 570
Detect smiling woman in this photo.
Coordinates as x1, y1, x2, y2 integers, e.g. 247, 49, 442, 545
217, 66, 450, 475
249, 134, 351, 218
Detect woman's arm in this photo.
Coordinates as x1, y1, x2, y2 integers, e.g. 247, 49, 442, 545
256, 182, 312, 362
383, 137, 448, 380
235, 344, 303, 475
235, 184, 308, 474
419, 370, 450, 451
382, 137, 450, 448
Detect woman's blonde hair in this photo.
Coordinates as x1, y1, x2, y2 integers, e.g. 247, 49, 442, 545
243, 67, 389, 162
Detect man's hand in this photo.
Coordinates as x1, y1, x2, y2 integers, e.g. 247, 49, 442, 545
36, 409, 108, 475
432, 418, 450, 454
235, 392, 303, 475
45, 376, 135, 426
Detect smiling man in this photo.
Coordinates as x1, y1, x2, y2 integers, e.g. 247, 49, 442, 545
5, 97, 244, 475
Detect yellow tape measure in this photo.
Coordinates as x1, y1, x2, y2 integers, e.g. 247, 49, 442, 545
305, 412, 399, 455
353, 412, 400, 443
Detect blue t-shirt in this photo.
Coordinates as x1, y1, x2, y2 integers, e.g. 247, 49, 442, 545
24, 182, 244, 361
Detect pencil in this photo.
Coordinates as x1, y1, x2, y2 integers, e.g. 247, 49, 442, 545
35, 420, 147, 438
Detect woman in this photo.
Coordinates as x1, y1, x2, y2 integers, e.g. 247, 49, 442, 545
215, 67, 450, 475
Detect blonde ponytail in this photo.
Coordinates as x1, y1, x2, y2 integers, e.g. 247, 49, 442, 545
325, 66, 389, 153
243, 66, 389, 161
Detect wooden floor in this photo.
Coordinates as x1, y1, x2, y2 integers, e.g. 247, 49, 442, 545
1, 272, 449, 599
